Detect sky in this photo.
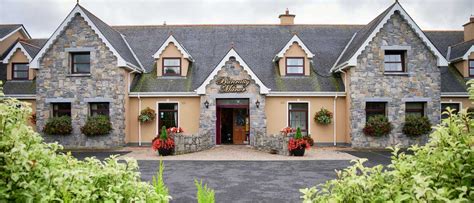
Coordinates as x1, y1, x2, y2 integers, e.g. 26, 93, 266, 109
0, 0, 473, 38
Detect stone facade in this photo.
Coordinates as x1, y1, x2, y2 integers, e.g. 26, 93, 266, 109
349, 12, 440, 148
199, 58, 266, 146
36, 14, 128, 148
173, 131, 213, 155
253, 132, 291, 155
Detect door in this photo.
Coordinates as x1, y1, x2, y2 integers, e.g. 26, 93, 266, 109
233, 109, 247, 144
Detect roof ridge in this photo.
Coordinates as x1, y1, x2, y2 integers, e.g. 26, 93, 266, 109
19, 40, 41, 49
423, 30, 463, 32
78, 5, 125, 36
112, 24, 366, 28
449, 39, 474, 48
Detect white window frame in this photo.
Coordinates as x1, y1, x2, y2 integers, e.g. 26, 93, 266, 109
155, 101, 180, 136
286, 101, 311, 135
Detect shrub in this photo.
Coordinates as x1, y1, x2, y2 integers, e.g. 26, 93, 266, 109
294, 127, 303, 139
402, 115, 432, 137
0, 95, 171, 202
195, 179, 215, 203
80, 115, 112, 136
314, 108, 333, 125
138, 107, 156, 123
152, 126, 175, 151
303, 135, 314, 146
43, 116, 73, 135
362, 115, 392, 137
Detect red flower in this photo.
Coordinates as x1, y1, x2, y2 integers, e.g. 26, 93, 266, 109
152, 137, 175, 151
281, 127, 295, 134
288, 138, 310, 151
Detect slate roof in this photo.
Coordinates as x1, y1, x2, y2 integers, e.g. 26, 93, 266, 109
2, 80, 36, 95
78, 5, 141, 69
20, 39, 48, 58
440, 66, 469, 93
448, 40, 474, 61
425, 31, 464, 58
117, 24, 363, 92
0, 24, 23, 39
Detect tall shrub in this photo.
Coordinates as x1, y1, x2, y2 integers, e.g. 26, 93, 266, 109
0, 93, 171, 201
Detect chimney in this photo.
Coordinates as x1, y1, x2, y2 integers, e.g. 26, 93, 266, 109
279, 8, 295, 25
463, 16, 474, 41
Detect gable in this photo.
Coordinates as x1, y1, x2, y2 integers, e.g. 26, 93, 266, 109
2, 42, 32, 63
274, 35, 314, 61
153, 35, 193, 61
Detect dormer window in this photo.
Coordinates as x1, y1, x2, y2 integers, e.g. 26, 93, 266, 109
12, 63, 29, 80
286, 57, 304, 75
163, 58, 181, 76
384, 50, 406, 72
469, 60, 474, 77
71, 52, 90, 74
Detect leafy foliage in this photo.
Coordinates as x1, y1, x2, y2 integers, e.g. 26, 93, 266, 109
363, 115, 392, 137
402, 115, 432, 137
314, 108, 333, 125
29, 112, 36, 125
160, 126, 168, 140
43, 116, 73, 135
295, 127, 303, 139
138, 107, 156, 123
152, 126, 175, 151
195, 179, 215, 203
300, 80, 474, 202
0, 96, 171, 202
303, 135, 314, 146
80, 115, 112, 136
288, 138, 310, 151
153, 160, 170, 203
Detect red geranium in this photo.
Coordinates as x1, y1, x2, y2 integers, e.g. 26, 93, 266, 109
281, 127, 295, 134
288, 138, 310, 151
152, 137, 175, 151
167, 127, 184, 134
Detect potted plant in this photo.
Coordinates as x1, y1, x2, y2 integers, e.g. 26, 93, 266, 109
402, 115, 432, 137
363, 115, 393, 137
288, 127, 310, 156
43, 116, 73, 135
138, 107, 156, 123
152, 126, 175, 156
280, 127, 295, 136
80, 115, 112, 136
303, 134, 314, 146
314, 108, 333, 125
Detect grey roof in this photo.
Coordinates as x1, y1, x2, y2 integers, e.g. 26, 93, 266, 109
440, 66, 468, 93
335, 3, 395, 67
79, 5, 140, 69
448, 40, 474, 61
117, 24, 363, 92
20, 39, 48, 58
425, 31, 464, 58
0, 24, 23, 39
3, 80, 36, 95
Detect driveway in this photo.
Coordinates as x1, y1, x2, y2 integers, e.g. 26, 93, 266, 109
69, 147, 392, 202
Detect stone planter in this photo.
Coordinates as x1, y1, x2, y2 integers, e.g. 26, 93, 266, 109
157, 148, 174, 156
291, 148, 305, 156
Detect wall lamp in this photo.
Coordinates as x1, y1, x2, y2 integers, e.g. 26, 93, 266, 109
255, 100, 260, 108
204, 100, 209, 109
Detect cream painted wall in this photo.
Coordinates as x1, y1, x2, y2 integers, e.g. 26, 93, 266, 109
265, 96, 349, 143
128, 97, 201, 143
0, 31, 26, 56
441, 97, 473, 110
278, 42, 310, 76
6, 49, 34, 80
453, 52, 474, 77
156, 42, 189, 77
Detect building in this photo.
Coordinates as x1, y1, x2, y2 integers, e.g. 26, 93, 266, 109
1, 1, 473, 149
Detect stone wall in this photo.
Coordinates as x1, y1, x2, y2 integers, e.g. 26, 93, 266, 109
253, 132, 290, 155
199, 57, 266, 145
173, 131, 213, 155
36, 14, 128, 148
349, 12, 440, 148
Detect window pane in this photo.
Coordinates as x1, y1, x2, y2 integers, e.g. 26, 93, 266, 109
289, 103, 308, 110
164, 59, 180, 66
469, 61, 474, 68
159, 103, 178, 130
159, 103, 178, 110
73, 53, 90, 63
288, 103, 308, 132
441, 103, 460, 119
216, 99, 249, 106
14, 64, 29, 70
469, 67, 474, 76
164, 67, 180, 75
406, 102, 424, 117
53, 103, 71, 117
287, 66, 303, 74
287, 58, 303, 66
90, 103, 109, 116
13, 72, 28, 79
74, 64, 90, 73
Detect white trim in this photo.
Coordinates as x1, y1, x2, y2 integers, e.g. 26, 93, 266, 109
196, 48, 270, 94
274, 35, 315, 61
381, 45, 411, 50
30, 5, 140, 72
2, 42, 32, 63
155, 101, 180, 136
122, 34, 145, 72
341, 2, 448, 68
129, 92, 198, 97
441, 93, 470, 97
330, 33, 356, 72
3, 94, 36, 99
152, 35, 194, 62
286, 101, 311, 135
267, 91, 345, 97
459, 45, 474, 61
0, 26, 31, 41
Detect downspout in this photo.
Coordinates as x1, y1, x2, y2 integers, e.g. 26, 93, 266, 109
138, 92, 142, 146
333, 95, 337, 146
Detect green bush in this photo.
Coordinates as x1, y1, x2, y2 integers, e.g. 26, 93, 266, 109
80, 115, 112, 136
294, 127, 303, 139
195, 179, 215, 203
402, 115, 432, 137
362, 115, 392, 137
0, 95, 171, 202
43, 116, 73, 135
300, 108, 474, 202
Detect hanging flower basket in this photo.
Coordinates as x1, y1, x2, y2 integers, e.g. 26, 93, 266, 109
314, 108, 333, 125
138, 107, 156, 123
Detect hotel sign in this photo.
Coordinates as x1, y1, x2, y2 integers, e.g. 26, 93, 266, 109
215, 77, 250, 93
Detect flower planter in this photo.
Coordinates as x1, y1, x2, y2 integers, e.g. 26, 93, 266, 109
158, 148, 174, 156
291, 148, 305, 156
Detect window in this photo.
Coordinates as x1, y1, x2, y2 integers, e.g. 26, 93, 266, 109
286, 57, 304, 75
406, 102, 425, 117
71, 52, 90, 74
163, 58, 181, 76
384, 50, 406, 72
469, 60, 474, 77
288, 103, 308, 133
90, 102, 109, 117
52, 103, 71, 117
441, 103, 460, 119
12, 63, 29, 80
158, 103, 178, 131
366, 102, 386, 121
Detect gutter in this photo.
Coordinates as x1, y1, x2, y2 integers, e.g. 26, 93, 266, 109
3, 94, 36, 99
441, 92, 470, 97
129, 92, 199, 97
267, 92, 346, 97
